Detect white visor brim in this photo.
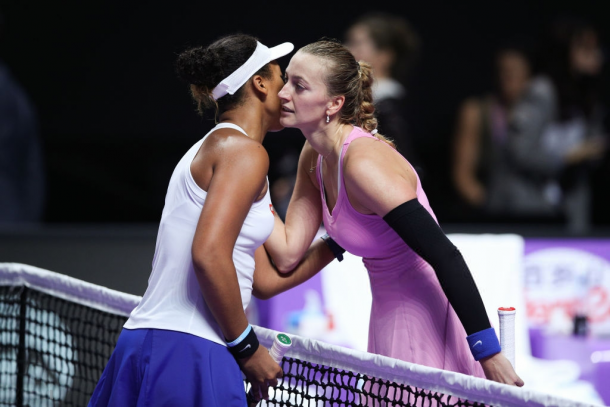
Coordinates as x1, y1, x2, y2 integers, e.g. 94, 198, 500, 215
212, 41, 294, 100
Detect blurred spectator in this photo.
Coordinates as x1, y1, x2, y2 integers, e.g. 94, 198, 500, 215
270, 149, 299, 220
453, 47, 532, 212
500, 19, 607, 232
345, 12, 420, 164
0, 14, 45, 223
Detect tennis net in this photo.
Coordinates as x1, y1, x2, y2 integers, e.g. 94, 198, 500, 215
0, 263, 599, 407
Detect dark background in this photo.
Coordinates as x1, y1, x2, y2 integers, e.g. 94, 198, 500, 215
1, 0, 609, 225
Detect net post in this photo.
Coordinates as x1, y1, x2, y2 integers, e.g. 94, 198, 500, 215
16, 286, 27, 407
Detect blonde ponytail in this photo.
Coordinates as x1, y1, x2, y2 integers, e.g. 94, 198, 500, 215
356, 61, 395, 148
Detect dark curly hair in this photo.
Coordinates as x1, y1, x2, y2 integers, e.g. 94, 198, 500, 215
176, 34, 273, 116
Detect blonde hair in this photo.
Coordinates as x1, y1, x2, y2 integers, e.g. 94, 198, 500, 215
300, 40, 396, 148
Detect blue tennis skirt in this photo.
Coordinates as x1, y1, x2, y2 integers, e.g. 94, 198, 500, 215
88, 328, 247, 407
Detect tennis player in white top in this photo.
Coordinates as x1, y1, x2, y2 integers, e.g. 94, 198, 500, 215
88, 34, 340, 407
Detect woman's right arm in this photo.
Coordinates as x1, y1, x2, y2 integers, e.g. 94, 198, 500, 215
190, 134, 281, 400
453, 99, 485, 206
264, 141, 324, 272
253, 238, 335, 300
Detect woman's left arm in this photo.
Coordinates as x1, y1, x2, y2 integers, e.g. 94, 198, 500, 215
252, 238, 335, 300
343, 138, 523, 387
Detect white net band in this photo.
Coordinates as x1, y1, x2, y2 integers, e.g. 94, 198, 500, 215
0, 263, 601, 407
0, 262, 140, 317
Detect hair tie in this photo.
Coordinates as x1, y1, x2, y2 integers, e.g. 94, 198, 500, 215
371, 129, 378, 135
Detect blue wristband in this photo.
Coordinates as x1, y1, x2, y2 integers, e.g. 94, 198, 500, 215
466, 327, 501, 361
227, 324, 252, 348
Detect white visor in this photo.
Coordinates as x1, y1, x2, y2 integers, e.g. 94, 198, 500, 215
212, 41, 294, 100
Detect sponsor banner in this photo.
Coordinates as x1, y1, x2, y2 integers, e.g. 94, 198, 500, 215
256, 237, 610, 345
524, 239, 610, 336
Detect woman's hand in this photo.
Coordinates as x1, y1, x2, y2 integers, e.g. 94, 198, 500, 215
453, 99, 486, 207
565, 137, 606, 165
480, 352, 524, 387
239, 346, 283, 402
461, 180, 486, 207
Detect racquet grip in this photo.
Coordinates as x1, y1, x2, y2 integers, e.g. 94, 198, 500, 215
269, 333, 292, 364
498, 307, 516, 369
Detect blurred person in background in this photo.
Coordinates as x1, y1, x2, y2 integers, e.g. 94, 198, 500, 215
0, 12, 45, 223
345, 12, 421, 165
453, 46, 532, 214
269, 150, 299, 219
499, 19, 607, 232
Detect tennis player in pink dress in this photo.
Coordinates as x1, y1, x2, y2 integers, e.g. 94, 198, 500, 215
317, 126, 483, 375
264, 40, 524, 386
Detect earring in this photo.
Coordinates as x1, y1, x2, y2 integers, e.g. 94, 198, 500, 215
326, 115, 330, 123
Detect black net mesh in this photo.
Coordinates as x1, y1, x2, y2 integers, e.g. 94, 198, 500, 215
252, 358, 485, 407
0, 286, 126, 407
1, 285, 486, 407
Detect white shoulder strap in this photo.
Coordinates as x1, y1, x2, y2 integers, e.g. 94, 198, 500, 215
211, 122, 249, 137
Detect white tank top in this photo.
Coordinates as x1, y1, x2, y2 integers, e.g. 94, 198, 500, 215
124, 123, 275, 346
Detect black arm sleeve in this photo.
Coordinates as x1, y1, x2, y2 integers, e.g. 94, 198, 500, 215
383, 199, 490, 335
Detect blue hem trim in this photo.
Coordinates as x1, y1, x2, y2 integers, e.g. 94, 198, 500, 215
466, 327, 501, 361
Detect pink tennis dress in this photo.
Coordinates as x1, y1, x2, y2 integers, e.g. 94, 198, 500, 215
318, 127, 485, 378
